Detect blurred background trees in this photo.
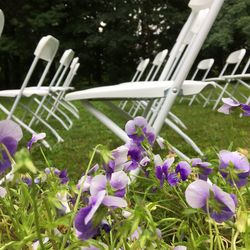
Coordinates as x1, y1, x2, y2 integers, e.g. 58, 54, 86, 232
0, 0, 249, 89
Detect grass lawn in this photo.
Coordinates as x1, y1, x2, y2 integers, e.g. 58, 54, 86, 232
0, 88, 249, 179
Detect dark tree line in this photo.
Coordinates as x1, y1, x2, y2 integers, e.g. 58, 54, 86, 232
0, 0, 249, 90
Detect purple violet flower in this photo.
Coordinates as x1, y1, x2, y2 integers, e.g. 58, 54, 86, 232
90, 171, 129, 200
77, 175, 92, 192
106, 145, 128, 178
0, 120, 23, 173
124, 141, 146, 171
219, 150, 250, 188
218, 98, 240, 114
27, 133, 46, 151
125, 116, 155, 145
241, 104, 250, 116
75, 172, 129, 241
154, 155, 174, 187
54, 169, 69, 184
191, 158, 213, 181
74, 191, 105, 241
22, 177, 32, 186
218, 98, 250, 116
185, 180, 236, 223
167, 161, 191, 186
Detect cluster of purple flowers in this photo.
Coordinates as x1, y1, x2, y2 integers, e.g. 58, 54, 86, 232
74, 116, 156, 240
0, 111, 249, 248
154, 155, 192, 187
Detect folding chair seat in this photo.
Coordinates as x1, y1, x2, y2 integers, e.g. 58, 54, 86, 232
65, 0, 224, 159
203, 48, 246, 109
0, 35, 61, 148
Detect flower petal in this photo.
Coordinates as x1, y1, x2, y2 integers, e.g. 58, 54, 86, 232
85, 190, 106, 224
102, 195, 127, 208
185, 180, 210, 208
110, 170, 129, 190
27, 133, 46, 150
90, 174, 107, 196
0, 120, 23, 142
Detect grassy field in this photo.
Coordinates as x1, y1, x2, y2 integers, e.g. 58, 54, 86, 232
0, 90, 249, 179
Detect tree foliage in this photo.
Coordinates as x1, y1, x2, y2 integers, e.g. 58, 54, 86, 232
0, 0, 248, 89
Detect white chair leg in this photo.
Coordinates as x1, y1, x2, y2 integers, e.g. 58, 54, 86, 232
203, 88, 214, 107
64, 100, 79, 113
212, 82, 229, 110
47, 95, 79, 119
83, 100, 130, 142
32, 98, 70, 130
168, 112, 187, 130
0, 103, 51, 149
164, 118, 204, 156
19, 103, 64, 143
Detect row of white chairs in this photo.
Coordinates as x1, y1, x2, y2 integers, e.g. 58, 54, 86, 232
0, 10, 80, 149
184, 49, 249, 109
64, 0, 225, 160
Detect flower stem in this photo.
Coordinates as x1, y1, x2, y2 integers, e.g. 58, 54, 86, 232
59, 144, 102, 250
31, 179, 45, 250
231, 230, 239, 250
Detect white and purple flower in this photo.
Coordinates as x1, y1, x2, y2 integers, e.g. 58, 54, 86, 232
218, 98, 250, 116
191, 158, 213, 181
125, 116, 155, 146
168, 161, 192, 186
219, 150, 250, 188
185, 180, 236, 223
27, 133, 46, 151
0, 120, 23, 173
74, 171, 129, 241
154, 155, 174, 187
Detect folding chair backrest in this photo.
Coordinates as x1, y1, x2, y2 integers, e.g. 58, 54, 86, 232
65, 63, 80, 88
242, 57, 250, 74
8, 35, 59, 119
145, 49, 168, 81
0, 9, 4, 38
53, 49, 75, 87
62, 57, 79, 87
219, 49, 246, 77
131, 58, 150, 82
191, 58, 214, 80
152, 0, 224, 134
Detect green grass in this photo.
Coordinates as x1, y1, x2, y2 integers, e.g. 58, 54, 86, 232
0, 89, 249, 179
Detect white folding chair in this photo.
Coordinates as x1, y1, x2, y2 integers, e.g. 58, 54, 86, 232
179, 58, 214, 105
221, 57, 250, 106
65, 0, 224, 159
120, 49, 206, 156
0, 9, 4, 38
27, 49, 75, 129
30, 57, 80, 126
203, 49, 246, 109
0, 35, 61, 148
